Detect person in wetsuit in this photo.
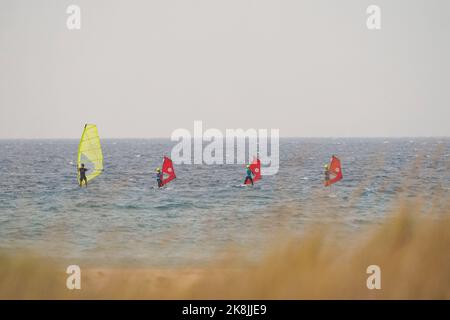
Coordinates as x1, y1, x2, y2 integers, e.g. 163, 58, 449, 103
79, 163, 88, 187
324, 164, 330, 184
244, 164, 254, 186
156, 167, 164, 188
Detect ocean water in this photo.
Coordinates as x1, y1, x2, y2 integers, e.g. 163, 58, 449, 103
0, 138, 449, 266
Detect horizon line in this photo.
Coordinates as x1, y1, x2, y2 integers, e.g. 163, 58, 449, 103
0, 136, 449, 140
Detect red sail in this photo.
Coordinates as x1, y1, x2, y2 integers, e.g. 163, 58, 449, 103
244, 158, 261, 184
325, 155, 343, 187
162, 156, 176, 185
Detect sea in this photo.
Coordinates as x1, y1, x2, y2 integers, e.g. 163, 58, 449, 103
0, 138, 449, 266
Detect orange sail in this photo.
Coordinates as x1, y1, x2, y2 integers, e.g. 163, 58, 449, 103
324, 155, 343, 187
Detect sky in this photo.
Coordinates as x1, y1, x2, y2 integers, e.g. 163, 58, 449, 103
0, 0, 449, 138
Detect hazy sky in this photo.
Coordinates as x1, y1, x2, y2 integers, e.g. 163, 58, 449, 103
1, 0, 449, 138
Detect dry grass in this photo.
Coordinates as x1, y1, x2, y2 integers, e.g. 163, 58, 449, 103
1, 200, 449, 299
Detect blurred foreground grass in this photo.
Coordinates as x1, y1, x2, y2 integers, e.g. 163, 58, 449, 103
1, 200, 449, 299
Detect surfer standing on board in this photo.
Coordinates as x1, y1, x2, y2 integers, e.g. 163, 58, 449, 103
324, 164, 330, 185
244, 164, 254, 186
155, 167, 164, 188
78, 163, 88, 187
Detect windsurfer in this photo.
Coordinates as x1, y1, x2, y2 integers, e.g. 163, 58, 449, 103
79, 163, 88, 187
244, 164, 254, 186
324, 164, 330, 184
156, 167, 164, 188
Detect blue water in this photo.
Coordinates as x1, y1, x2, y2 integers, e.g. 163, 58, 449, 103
0, 138, 449, 266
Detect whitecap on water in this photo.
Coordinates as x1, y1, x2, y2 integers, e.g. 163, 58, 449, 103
232, 184, 254, 188
328, 193, 337, 198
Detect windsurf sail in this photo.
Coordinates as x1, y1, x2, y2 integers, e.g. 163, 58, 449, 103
77, 124, 103, 184
244, 158, 261, 184
161, 156, 176, 185
324, 155, 343, 187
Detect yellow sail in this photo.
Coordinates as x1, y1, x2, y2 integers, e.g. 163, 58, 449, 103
77, 124, 103, 184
